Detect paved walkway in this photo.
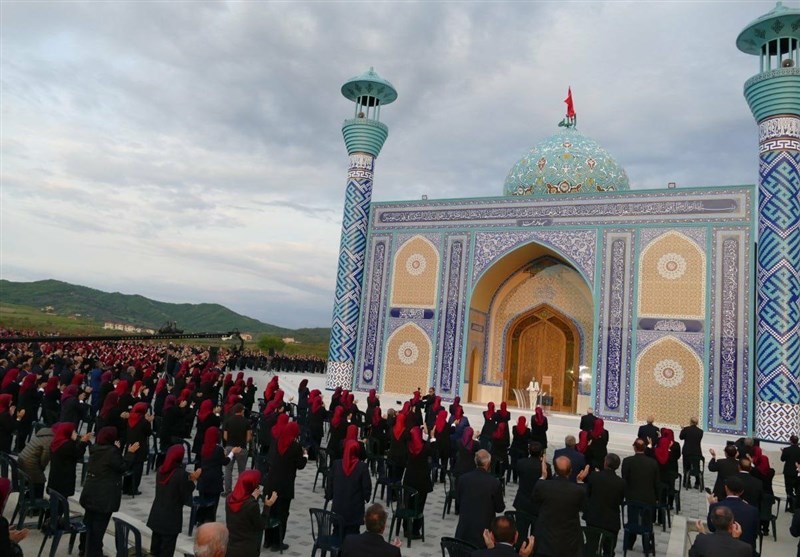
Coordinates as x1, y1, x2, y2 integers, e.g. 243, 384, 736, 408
5, 371, 798, 556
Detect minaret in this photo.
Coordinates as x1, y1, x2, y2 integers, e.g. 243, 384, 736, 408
737, 2, 800, 440
326, 68, 398, 389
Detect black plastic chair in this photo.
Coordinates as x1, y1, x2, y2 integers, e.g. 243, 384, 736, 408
262, 516, 285, 554
760, 494, 780, 543
491, 459, 507, 497
0, 452, 20, 492
388, 485, 424, 548
583, 525, 616, 557
313, 448, 330, 492
188, 495, 218, 535
440, 536, 478, 557
309, 508, 344, 557
442, 472, 456, 519
655, 483, 674, 531
372, 456, 397, 504
683, 455, 705, 491
113, 516, 145, 557
38, 488, 86, 557
11, 471, 49, 529
146, 432, 160, 475
622, 502, 655, 557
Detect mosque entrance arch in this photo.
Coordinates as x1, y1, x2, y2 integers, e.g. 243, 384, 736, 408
504, 305, 579, 413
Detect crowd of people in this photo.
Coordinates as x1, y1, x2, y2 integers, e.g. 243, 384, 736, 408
0, 328, 799, 557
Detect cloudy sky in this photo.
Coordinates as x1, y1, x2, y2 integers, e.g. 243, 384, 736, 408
1, 1, 771, 328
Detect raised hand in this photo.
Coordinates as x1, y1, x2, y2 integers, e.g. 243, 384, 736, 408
577, 465, 591, 482
731, 521, 742, 539
252, 487, 261, 499
709, 448, 716, 458
391, 537, 402, 548
519, 536, 535, 557
232, 446, 242, 454
128, 442, 141, 453
482, 528, 495, 549
16, 408, 25, 419
265, 491, 278, 506
81, 433, 93, 443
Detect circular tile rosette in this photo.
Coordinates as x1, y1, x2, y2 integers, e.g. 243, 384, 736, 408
657, 252, 687, 280
397, 341, 420, 364
653, 359, 684, 388
405, 254, 427, 276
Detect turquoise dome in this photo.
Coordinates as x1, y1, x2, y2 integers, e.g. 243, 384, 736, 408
503, 127, 630, 197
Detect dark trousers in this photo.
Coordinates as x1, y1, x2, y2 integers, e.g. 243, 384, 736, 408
151, 532, 178, 557
125, 460, 145, 494
15, 421, 33, 452
438, 454, 450, 482
83, 509, 112, 557
786, 473, 798, 509
266, 497, 292, 546
196, 493, 221, 524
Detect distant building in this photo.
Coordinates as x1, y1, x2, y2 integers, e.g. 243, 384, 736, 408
282, 337, 298, 344
241, 333, 253, 341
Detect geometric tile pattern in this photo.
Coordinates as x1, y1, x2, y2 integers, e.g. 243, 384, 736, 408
755, 125, 800, 439
327, 154, 375, 390
355, 238, 390, 391
755, 399, 800, 440
390, 235, 440, 308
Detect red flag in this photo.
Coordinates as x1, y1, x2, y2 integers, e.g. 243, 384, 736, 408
564, 87, 576, 118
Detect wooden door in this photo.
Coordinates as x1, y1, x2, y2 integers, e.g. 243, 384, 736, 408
517, 321, 567, 411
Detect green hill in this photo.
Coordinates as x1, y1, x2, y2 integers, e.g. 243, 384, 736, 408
0, 279, 330, 344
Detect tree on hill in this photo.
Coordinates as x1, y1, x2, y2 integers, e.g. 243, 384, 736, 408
257, 335, 286, 353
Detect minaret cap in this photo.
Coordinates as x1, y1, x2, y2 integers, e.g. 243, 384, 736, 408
736, 1, 800, 55
341, 67, 398, 106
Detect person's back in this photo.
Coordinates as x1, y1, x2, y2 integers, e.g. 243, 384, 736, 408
341, 503, 401, 557
455, 450, 505, 548
532, 455, 586, 557
680, 419, 704, 457
18, 427, 53, 486
552, 435, 585, 482
690, 505, 751, 557
585, 454, 626, 535
707, 477, 759, 553
709, 445, 741, 500
621, 439, 660, 505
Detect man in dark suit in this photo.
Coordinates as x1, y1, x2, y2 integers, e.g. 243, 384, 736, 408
781, 435, 800, 509
471, 515, 534, 557
584, 453, 626, 552
680, 417, 704, 486
708, 444, 740, 501
553, 436, 586, 482
579, 408, 596, 432
690, 505, 752, 557
342, 503, 402, 557
735, 457, 763, 510
621, 439, 660, 552
532, 456, 587, 557
707, 476, 760, 555
513, 442, 550, 541
636, 416, 659, 447
455, 449, 505, 548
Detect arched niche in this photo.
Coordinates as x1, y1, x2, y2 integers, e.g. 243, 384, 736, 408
383, 323, 433, 394
390, 235, 440, 308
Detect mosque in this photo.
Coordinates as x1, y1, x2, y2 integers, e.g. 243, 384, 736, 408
324, 3, 800, 442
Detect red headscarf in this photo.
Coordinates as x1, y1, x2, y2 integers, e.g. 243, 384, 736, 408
0, 394, 11, 414
2, 369, 19, 391
533, 407, 545, 426
311, 396, 323, 414
342, 439, 360, 476
101, 371, 113, 385
485, 402, 495, 420
411, 390, 421, 405
371, 407, 382, 428
236, 372, 244, 383
277, 421, 299, 455
654, 435, 672, 465
100, 391, 120, 419
128, 402, 148, 428
155, 378, 167, 395
298, 379, 308, 392
515, 416, 527, 436
752, 446, 771, 476
44, 376, 59, 395
50, 422, 75, 453
131, 380, 143, 397
591, 418, 605, 439
577, 430, 590, 454
492, 421, 507, 441
432, 396, 442, 413
197, 399, 213, 423
114, 380, 128, 396
367, 389, 377, 406
96, 426, 117, 445
461, 426, 475, 451
453, 406, 464, 421
71, 373, 85, 387
331, 406, 345, 429
434, 409, 448, 434
408, 427, 424, 456
346, 424, 359, 442
202, 426, 220, 460
272, 413, 290, 439
228, 469, 261, 512
392, 412, 407, 441
163, 394, 176, 412
178, 388, 192, 403
498, 401, 510, 419
20, 374, 36, 393
159, 444, 185, 484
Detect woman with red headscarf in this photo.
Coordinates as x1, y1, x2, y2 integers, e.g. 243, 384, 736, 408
510, 416, 531, 483
1, 368, 20, 401
0, 393, 22, 453
480, 402, 497, 447
366, 388, 380, 416
494, 401, 511, 440
530, 406, 549, 449
490, 421, 510, 480
192, 399, 221, 463
328, 405, 348, 461
403, 427, 433, 538
197, 426, 240, 524
41, 375, 61, 425
326, 439, 372, 536
296, 378, 310, 426
124, 402, 153, 496
48, 422, 90, 497
367, 406, 388, 455
14, 373, 41, 452
80, 426, 141, 557
453, 426, 478, 477
242, 377, 257, 415
153, 377, 169, 417
59, 384, 83, 427
308, 392, 327, 457
147, 444, 200, 557
160, 394, 188, 448
431, 408, 452, 483
225, 470, 278, 557
387, 411, 409, 484
585, 418, 609, 471
751, 445, 774, 493
96, 391, 127, 437
263, 421, 308, 551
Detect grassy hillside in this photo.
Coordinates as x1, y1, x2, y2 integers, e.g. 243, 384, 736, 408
0, 279, 329, 343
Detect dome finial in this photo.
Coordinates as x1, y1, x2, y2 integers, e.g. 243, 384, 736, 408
558, 87, 577, 129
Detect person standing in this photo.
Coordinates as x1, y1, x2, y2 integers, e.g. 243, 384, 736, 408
584, 453, 626, 553
47, 422, 91, 497
402, 427, 432, 539
706, 476, 759, 554
512, 441, 550, 542
509, 417, 530, 484
585, 418, 609, 471
532, 455, 587, 557
553, 435, 586, 482
709, 444, 740, 501
690, 505, 751, 557
637, 417, 660, 448
621, 438, 660, 552
80, 427, 140, 557
147, 444, 201, 557
454, 449, 505, 548
432, 409, 451, 483
125, 402, 153, 495
387, 412, 409, 485
17, 424, 54, 497
225, 470, 278, 557
14, 374, 41, 452
198, 427, 239, 524
223, 403, 251, 495
782, 435, 800, 510
193, 399, 221, 464
263, 421, 307, 551
327, 439, 372, 538
579, 408, 595, 433
680, 417, 704, 487
0, 394, 22, 453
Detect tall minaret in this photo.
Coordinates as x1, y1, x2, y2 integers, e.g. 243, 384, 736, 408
737, 2, 800, 440
326, 68, 398, 389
